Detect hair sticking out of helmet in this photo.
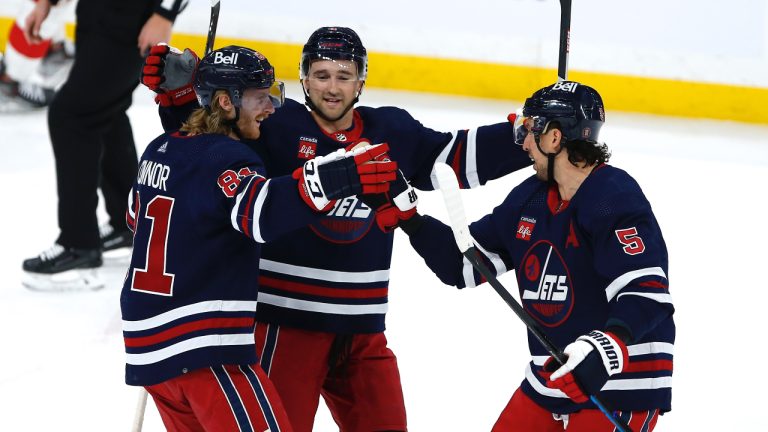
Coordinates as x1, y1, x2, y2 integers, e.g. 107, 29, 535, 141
300, 27, 368, 80
194, 45, 285, 110
521, 81, 605, 146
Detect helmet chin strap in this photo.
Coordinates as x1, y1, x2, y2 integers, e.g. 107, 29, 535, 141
302, 82, 361, 124
225, 106, 244, 140
534, 134, 564, 185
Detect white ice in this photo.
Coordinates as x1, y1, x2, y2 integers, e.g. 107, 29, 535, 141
1, 82, 766, 431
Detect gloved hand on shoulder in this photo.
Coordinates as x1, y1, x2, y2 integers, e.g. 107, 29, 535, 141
142, 43, 199, 107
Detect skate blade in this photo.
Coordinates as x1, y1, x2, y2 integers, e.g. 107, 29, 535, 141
22, 268, 105, 292
102, 247, 132, 268
0, 97, 42, 113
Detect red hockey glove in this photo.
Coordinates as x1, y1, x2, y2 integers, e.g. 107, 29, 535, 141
540, 330, 628, 403
293, 144, 397, 212
359, 169, 418, 232
142, 44, 199, 107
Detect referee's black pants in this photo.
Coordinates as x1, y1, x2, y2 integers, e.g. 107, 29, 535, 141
48, 8, 145, 250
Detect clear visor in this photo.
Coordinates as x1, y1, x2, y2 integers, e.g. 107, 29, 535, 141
269, 80, 285, 108
512, 109, 550, 146
241, 81, 286, 110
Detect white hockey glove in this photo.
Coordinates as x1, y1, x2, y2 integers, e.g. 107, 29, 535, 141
293, 144, 397, 212
542, 330, 628, 403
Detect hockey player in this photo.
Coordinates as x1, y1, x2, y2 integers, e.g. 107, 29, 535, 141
0, 0, 74, 112
141, 27, 533, 432
399, 81, 674, 431
121, 45, 397, 432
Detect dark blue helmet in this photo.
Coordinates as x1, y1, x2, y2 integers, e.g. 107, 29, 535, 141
194, 45, 285, 109
517, 81, 605, 146
300, 27, 367, 80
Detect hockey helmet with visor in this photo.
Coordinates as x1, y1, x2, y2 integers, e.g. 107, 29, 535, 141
194, 45, 285, 110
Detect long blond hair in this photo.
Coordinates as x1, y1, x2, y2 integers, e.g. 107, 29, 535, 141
179, 90, 235, 136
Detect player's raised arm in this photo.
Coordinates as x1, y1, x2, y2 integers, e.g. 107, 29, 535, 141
222, 143, 397, 243
378, 180, 515, 289
141, 43, 201, 131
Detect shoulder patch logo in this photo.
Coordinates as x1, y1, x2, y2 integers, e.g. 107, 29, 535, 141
516, 216, 536, 241
298, 137, 317, 160
158, 141, 168, 153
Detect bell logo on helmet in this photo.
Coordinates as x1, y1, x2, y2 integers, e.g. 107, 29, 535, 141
552, 81, 579, 93
213, 51, 239, 65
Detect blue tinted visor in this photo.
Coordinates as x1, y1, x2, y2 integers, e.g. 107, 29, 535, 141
512, 109, 550, 146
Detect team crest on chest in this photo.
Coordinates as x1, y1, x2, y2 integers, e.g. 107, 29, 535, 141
310, 196, 375, 244
518, 240, 575, 327
297, 136, 318, 160
516, 216, 536, 241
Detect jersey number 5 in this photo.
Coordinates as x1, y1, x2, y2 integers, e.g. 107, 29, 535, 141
132, 195, 176, 296
615, 227, 646, 255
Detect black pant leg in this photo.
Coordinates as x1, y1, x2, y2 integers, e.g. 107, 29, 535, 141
48, 28, 143, 249
101, 111, 138, 232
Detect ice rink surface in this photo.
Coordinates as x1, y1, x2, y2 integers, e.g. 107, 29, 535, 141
1, 82, 766, 431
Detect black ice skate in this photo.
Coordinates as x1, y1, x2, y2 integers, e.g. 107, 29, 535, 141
100, 224, 134, 264
22, 243, 104, 291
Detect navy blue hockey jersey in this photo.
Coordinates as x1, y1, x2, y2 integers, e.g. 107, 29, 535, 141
160, 98, 531, 334
120, 131, 325, 386
408, 165, 675, 413
252, 99, 531, 333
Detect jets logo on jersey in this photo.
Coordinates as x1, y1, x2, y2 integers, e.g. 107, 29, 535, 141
516, 216, 536, 241
309, 196, 375, 244
297, 137, 317, 160
517, 240, 574, 327
157, 141, 168, 153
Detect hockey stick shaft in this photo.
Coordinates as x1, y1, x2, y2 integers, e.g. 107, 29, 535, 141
558, 0, 572, 81
433, 163, 632, 432
205, 0, 221, 55
131, 387, 149, 432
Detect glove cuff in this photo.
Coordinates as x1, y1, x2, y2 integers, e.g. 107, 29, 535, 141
577, 330, 628, 376
399, 212, 426, 235
292, 166, 335, 212
154, 85, 197, 107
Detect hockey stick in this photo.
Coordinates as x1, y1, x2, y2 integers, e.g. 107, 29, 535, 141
557, 0, 572, 81
131, 387, 149, 432
432, 163, 633, 432
205, 0, 221, 55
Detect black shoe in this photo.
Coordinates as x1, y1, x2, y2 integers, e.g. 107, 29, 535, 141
100, 224, 133, 251
22, 243, 102, 274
